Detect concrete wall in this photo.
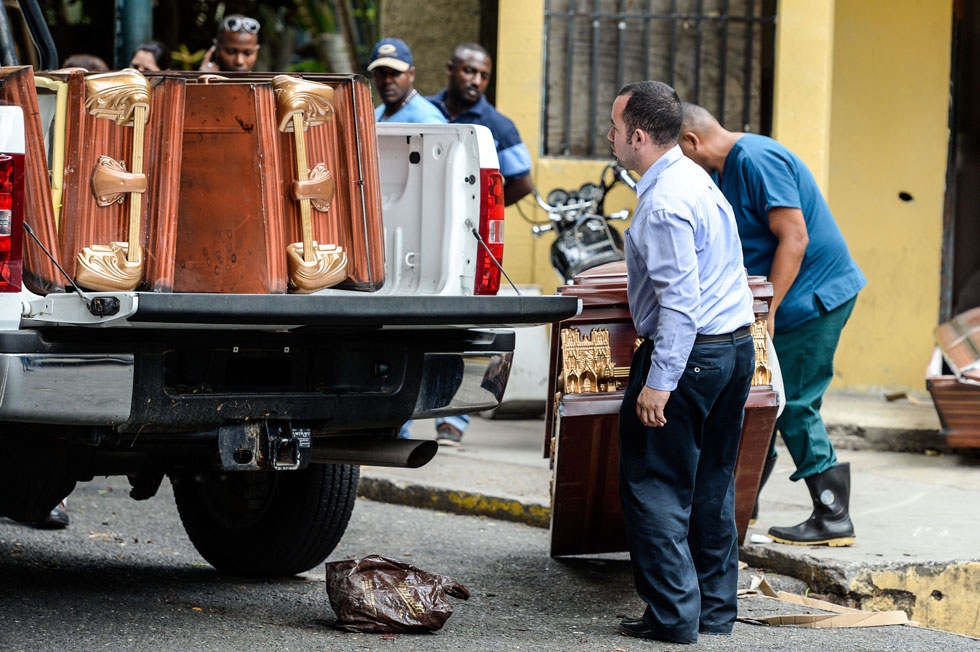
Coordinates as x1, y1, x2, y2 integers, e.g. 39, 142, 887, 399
378, 0, 482, 96
826, 1, 952, 391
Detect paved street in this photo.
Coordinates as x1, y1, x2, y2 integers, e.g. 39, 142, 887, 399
1, 474, 977, 651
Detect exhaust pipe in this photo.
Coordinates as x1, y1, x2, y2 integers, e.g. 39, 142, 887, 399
309, 436, 439, 469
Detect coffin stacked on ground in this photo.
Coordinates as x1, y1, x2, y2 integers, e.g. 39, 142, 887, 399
1, 66, 383, 295
545, 261, 780, 556
929, 306, 980, 448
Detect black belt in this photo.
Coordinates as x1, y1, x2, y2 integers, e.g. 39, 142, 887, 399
694, 324, 752, 344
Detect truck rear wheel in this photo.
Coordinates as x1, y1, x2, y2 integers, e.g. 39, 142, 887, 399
171, 463, 359, 577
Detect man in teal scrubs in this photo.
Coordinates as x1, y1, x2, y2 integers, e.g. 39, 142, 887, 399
678, 103, 866, 547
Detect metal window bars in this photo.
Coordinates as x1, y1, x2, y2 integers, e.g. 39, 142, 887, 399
543, 0, 777, 158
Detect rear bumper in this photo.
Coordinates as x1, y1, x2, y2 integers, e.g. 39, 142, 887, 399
127, 293, 581, 328
0, 328, 517, 432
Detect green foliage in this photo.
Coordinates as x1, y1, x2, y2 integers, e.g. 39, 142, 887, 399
170, 44, 207, 71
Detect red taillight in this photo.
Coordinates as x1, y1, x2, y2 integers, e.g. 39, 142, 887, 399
475, 168, 505, 295
0, 153, 23, 293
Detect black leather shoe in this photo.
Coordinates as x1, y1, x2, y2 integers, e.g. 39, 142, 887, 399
31, 502, 69, 530
768, 463, 854, 546
617, 618, 696, 644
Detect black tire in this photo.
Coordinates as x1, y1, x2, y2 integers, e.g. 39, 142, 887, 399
171, 463, 359, 577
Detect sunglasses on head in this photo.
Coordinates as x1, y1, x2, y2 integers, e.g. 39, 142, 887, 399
222, 16, 260, 34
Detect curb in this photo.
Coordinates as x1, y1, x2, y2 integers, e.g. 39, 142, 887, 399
739, 546, 980, 637
826, 423, 946, 454
358, 476, 551, 529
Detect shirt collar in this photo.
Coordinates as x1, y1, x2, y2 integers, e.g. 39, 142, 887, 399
634, 145, 684, 198
432, 89, 490, 120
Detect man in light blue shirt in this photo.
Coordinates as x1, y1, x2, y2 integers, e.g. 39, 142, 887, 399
610, 81, 755, 644
367, 38, 446, 124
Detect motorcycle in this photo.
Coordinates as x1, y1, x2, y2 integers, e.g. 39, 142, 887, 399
529, 163, 637, 284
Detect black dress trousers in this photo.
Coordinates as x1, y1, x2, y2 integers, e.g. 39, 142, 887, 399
618, 332, 754, 643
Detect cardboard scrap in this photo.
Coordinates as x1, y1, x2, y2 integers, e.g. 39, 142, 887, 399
738, 576, 910, 629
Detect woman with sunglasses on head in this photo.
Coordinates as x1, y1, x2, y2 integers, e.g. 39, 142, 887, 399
200, 14, 261, 73
130, 40, 171, 72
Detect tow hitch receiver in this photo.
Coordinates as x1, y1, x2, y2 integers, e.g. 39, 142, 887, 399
217, 422, 311, 471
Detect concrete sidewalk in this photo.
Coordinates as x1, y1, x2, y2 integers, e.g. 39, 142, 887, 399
358, 391, 980, 636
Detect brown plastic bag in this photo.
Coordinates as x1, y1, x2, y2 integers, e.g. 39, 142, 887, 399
324, 555, 470, 633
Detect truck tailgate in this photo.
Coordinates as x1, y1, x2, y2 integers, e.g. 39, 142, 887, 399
20, 292, 581, 329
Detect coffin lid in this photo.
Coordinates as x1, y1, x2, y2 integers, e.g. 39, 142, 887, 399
558, 260, 772, 305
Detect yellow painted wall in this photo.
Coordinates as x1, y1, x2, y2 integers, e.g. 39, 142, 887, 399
827, 1, 951, 391
496, 0, 635, 294
772, 0, 835, 192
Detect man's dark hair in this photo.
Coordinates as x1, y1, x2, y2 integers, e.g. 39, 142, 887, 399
61, 53, 108, 71
617, 81, 682, 147
134, 40, 171, 70
451, 42, 490, 64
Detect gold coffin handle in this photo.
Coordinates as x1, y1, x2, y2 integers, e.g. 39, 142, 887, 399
273, 75, 346, 291
286, 242, 348, 294
75, 241, 143, 292
76, 68, 150, 290
271, 75, 335, 131
84, 68, 150, 127
291, 162, 334, 213
91, 155, 147, 207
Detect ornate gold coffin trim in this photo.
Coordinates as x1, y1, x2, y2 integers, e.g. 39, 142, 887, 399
559, 328, 620, 395
83, 68, 150, 127
91, 155, 147, 206
271, 75, 335, 132
292, 162, 334, 212
286, 242, 348, 294
75, 241, 143, 292
751, 319, 772, 385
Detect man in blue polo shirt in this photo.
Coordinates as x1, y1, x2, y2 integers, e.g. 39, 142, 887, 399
427, 43, 533, 206
367, 38, 446, 124
679, 103, 866, 547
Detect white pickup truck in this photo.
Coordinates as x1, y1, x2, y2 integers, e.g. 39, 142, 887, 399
0, 47, 578, 575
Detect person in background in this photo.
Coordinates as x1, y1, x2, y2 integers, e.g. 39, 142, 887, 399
368, 38, 446, 124
365, 38, 447, 441
427, 43, 533, 206
61, 53, 108, 71
423, 43, 532, 445
611, 81, 755, 643
679, 102, 866, 547
130, 40, 170, 72
200, 13, 260, 73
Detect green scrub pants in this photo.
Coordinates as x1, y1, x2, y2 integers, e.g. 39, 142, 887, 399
771, 296, 857, 481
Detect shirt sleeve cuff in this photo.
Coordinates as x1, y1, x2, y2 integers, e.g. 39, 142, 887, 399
645, 365, 680, 392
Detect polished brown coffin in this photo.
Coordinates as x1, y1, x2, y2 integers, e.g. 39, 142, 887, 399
545, 261, 779, 556
928, 307, 980, 447
48, 70, 185, 291
164, 72, 384, 293
0, 66, 63, 294
16, 70, 383, 295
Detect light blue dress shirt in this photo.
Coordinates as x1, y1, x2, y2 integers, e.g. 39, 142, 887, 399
625, 145, 755, 392
375, 93, 448, 124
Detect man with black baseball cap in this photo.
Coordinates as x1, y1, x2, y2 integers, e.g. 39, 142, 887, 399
368, 38, 446, 123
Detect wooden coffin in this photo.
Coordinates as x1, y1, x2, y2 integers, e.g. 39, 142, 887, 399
160, 72, 384, 294
48, 69, 184, 292
0, 66, 62, 294
545, 261, 779, 556
928, 307, 980, 447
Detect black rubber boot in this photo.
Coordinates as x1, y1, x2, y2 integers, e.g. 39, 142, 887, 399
749, 455, 777, 524
768, 463, 855, 546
